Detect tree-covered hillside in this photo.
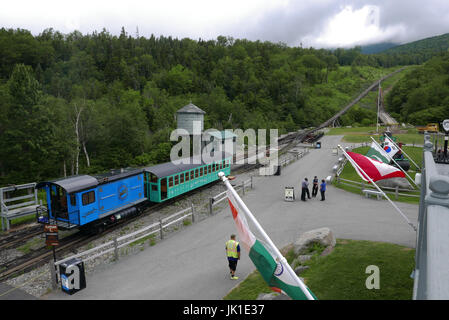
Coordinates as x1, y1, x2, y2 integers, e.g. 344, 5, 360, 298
0, 27, 426, 185
381, 33, 449, 65
386, 52, 449, 124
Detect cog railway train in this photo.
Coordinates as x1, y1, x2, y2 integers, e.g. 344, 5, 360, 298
36, 153, 232, 233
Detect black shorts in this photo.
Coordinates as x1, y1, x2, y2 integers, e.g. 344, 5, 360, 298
228, 259, 238, 271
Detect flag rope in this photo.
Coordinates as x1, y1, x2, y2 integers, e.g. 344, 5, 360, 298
218, 172, 315, 300
338, 145, 417, 232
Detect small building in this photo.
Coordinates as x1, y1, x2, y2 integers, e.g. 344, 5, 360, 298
203, 130, 237, 155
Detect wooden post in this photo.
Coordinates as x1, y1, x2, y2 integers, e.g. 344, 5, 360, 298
114, 237, 119, 261
49, 260, 58, 289
159, 219, 164, 239
209, 198, 214, 215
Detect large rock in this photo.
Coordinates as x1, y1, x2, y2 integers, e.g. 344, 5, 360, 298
257, 292, 291, 300
293, 227, 336, 255
376, 177, 413, 190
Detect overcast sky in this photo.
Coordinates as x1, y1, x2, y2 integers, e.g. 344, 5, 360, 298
2, 0, 449, 48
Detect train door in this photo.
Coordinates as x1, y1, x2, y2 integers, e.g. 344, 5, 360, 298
160, 178, 167, 201
148, 173, 160, 202
50, 185, 68, 220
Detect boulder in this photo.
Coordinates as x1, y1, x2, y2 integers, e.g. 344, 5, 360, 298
294, 227, 336, 255
376, 177, 413, 190
294, 265, 310, 275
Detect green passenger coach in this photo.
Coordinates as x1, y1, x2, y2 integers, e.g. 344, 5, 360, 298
144, 154, 232, 203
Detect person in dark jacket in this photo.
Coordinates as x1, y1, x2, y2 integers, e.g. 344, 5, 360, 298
301, 178, 311, 201
312, 176, 319, 197
320, 179, 326, 201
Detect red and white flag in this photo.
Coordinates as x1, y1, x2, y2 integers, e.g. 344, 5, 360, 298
346, 151, 405, 182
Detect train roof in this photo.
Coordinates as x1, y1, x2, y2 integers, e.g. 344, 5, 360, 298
144, 152, 231, 178
36, 168, 143, 194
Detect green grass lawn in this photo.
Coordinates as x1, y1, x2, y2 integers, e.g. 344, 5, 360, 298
327, 127, 424, 145
224, 239, 415, 300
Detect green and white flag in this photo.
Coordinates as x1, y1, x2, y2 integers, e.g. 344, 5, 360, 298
366, 141, 390, 164
225, 187, 316, 300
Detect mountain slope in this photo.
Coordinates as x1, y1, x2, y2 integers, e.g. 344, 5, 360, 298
382, 33, 449, 56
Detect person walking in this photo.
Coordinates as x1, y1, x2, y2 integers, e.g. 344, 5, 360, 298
312, 176, 319, 198
225, 234, 240, 280
320, 179, 326, 201
301, 178, 311, 201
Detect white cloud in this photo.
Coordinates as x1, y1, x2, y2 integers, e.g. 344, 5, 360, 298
308, 5, 406, 48
0, 0, 448, 47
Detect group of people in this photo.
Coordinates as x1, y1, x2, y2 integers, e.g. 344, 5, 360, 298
301, 176, 326, 201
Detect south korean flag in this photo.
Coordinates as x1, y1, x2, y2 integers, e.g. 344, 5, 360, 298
383, 136, 399, 158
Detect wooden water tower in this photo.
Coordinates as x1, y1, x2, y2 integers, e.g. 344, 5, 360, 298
176, 102, 205, 135
176, 103, 206, 157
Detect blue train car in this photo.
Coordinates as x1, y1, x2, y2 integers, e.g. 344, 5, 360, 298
36, 168, 146, 232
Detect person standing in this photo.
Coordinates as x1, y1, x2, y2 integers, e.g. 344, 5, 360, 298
320, 179, 326, 201
301, 178, 311, 201
225, 234, 241, 280
312, 176, 319, 198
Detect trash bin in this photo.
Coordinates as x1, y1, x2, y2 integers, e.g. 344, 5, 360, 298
316, 142, 321, 149
60, 258, 86, 295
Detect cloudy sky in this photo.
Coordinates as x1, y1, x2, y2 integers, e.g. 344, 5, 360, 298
2, 0, 449, 48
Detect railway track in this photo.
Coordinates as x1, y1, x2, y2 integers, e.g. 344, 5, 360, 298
0, 225, 43, 251
0, 164, 261, 282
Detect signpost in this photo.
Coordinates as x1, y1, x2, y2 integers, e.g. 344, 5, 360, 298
44, 224, 59, 284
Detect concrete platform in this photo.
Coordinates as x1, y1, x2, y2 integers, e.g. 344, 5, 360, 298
43, 135, 418, 300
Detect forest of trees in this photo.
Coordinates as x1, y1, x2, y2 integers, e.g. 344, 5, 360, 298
386, 52, 449, 124
0, 27, 445, 185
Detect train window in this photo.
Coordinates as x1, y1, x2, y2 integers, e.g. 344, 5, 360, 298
199, 167, 203, 176
186, 172, 190, 181
174, 175, 179, 186
207, 165, 211, 174
169, 177, 174, 187
150, 173, 158, 183
82, 191, 95, 206
180, 174, 184, 183
70, 194, 76, 206
151, 184, 158, 191
190, 170, 194, 179
195, 169, 198, 178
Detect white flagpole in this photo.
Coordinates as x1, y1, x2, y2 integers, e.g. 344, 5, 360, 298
338, 145, 417, 232
385, 136, 421, 171
218, 172, 315, 300
370, 137, 419, 189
